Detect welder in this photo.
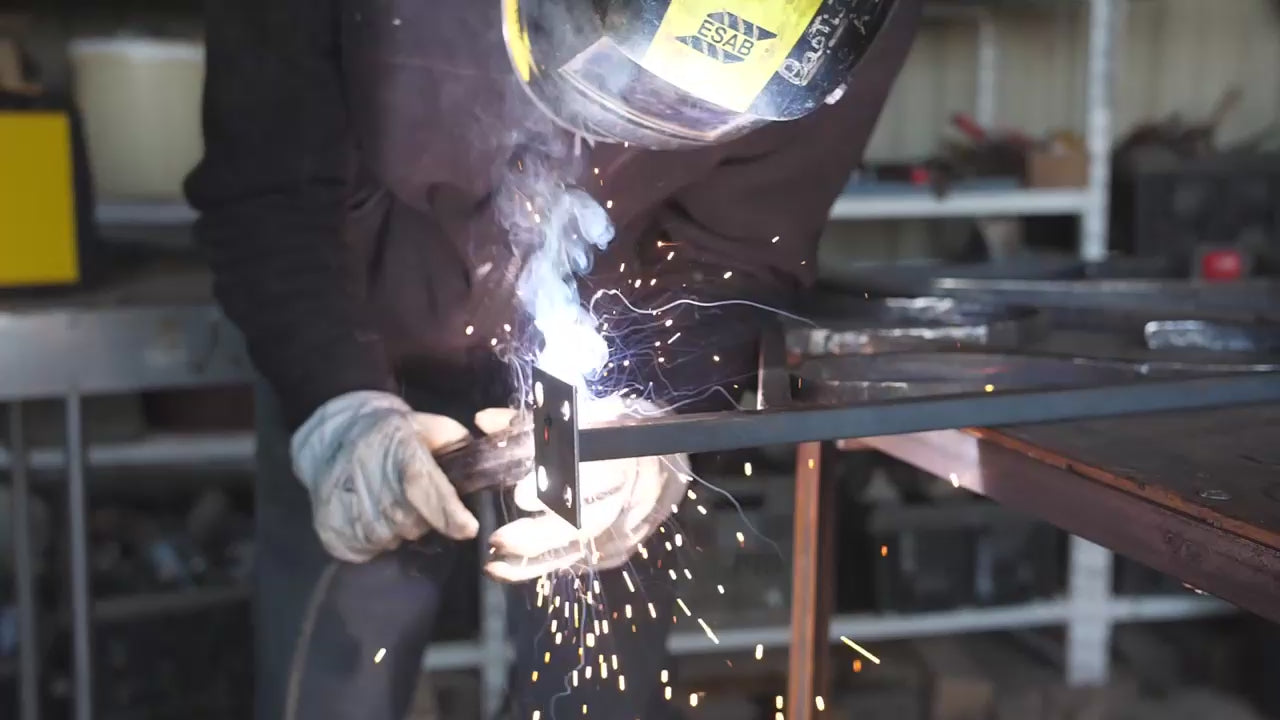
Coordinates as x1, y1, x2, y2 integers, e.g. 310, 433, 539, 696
185, 1, 921, 718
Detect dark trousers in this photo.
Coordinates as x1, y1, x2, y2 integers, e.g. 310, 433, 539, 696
253, 381, 681, 720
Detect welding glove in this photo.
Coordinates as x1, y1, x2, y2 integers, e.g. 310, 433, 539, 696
476, 399, 691, 583
290, 391, 480, 563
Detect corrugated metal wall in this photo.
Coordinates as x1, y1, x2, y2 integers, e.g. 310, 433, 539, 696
822, 0, 1280, 270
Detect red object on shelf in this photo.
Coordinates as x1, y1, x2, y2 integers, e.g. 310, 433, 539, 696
1198, 248, 1246, 281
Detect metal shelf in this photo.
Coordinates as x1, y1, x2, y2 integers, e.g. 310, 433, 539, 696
0, 431, 255, 472
421, 594, 1232, 671
95, 202, 198, 228
829, 188, 1089, 221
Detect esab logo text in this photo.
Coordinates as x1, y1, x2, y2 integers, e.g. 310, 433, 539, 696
675, 11, 778, 64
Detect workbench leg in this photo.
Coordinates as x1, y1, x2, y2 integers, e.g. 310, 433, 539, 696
1066, 536, 1114, 686
787, 442, 833, 720
477, 500, 508, 718
66, 393, 94, 720
9, 403, 40, 720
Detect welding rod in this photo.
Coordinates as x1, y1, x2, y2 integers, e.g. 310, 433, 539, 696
433, 373, 1280, 488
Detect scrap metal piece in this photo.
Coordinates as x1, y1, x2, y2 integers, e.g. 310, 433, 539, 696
794, 352, 1147, 403
794, 351, 1280, 404
531, 368, 582, 529
1144, 319, 1280, 354
788, 296, 1046, 357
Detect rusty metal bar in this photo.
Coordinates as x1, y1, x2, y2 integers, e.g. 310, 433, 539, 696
787, 442, 828, 720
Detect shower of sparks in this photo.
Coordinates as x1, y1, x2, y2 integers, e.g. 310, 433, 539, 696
840, 636, 882, 665
491, 136, 819, 713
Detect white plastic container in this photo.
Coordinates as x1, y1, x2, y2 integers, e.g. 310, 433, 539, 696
68, 37, 205, 202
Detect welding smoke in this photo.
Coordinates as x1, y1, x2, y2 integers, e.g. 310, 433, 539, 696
495, 128, 615, 394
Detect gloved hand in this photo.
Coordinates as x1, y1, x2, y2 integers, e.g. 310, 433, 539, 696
475, 397, 690, 583
290, 391, 481, 563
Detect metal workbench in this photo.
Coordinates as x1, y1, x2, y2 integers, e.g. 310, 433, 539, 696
5, 255, 1276, 720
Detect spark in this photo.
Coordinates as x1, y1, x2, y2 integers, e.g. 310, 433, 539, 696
755, 645, 764, 660
618, 675, 626, 691
735, 531, 745, 546
531, 670, 539, 682
464, 325, 474, 335
723, 271, 734, 279
743, 461, 753, 476
717, 585, 725, 594
696, 505, 707, 515
697, 618, 719, 644
771, 235, 779, 243
776, 695, 784, 710
840, 636, 882, 665
606, 200, 614, 209
666, 251, 675, 260
664, 686, 673, 701
676, 599, 692, 616
853, 659, 863, 672
661, 669, 669, 683
949, 472, 960, 488
667, 332, 682, 343
689, 693, 699, 707
713, 354, 720, 362
374, 648, 386, 664
674, 533, 683, 547
619, 262, 626, 272
533, 712, 541, 720
984, 383, 995, 392
816, 696, 826, 711
503, 323, 512, 332
648, 603, 657, 618
880, 545, 889, 557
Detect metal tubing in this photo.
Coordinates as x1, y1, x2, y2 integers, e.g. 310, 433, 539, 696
1066, 537, 1114, 686
9, 403, 39, 720
66, 393, 93, 720
577, 373, 1280, 462
1081, 0, 1115, 261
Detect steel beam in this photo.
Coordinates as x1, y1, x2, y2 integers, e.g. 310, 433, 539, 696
575, 373, 1280, 462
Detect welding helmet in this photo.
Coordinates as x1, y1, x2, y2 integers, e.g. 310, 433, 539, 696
502, 0, 899, 150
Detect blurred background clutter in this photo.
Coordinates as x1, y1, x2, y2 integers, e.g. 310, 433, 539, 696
4, 0, 1280, 719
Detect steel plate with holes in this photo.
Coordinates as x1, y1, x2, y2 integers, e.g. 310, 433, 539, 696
531, 368, 582, 529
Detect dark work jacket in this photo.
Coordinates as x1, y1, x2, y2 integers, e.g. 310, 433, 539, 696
186, 0, 923, 429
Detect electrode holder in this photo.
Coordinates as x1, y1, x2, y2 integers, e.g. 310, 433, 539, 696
531, 367, 582, 529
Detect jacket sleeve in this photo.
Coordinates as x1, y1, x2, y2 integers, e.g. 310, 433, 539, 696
185, 0, 395, 429
659, 0, 923, 297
